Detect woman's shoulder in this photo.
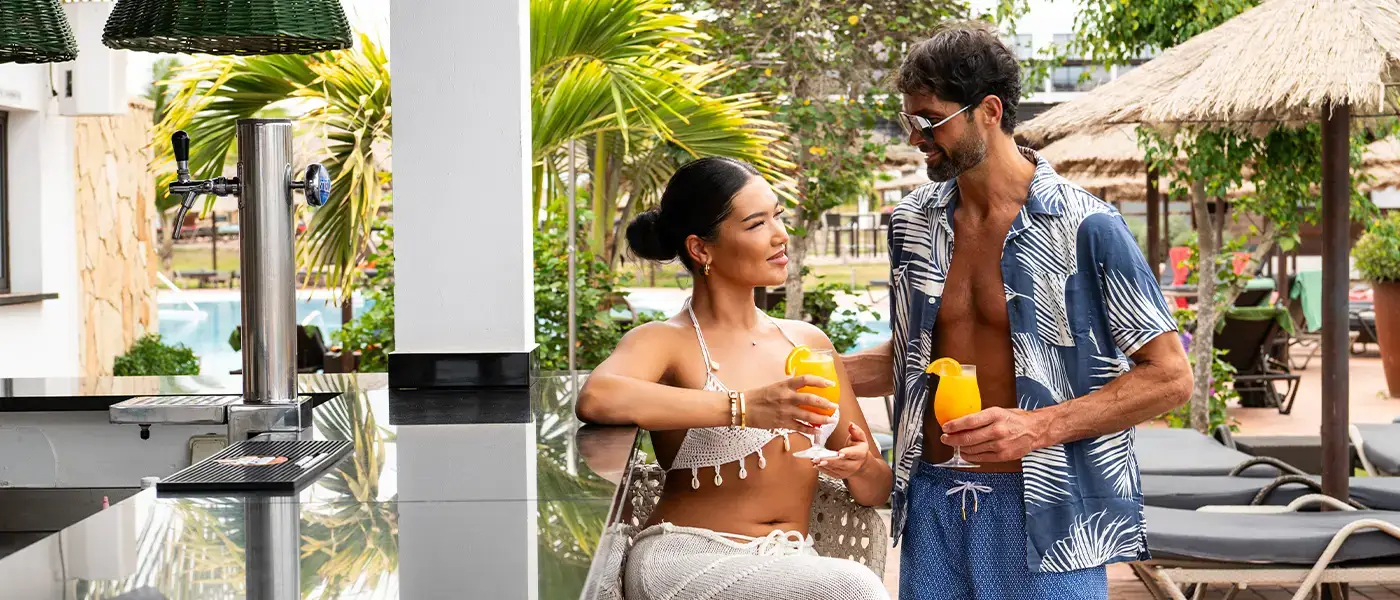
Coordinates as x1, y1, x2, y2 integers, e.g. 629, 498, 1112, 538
617, 314, 694, 346
768, 317, 835, 350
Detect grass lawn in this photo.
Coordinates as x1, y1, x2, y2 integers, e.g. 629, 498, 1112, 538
616, 261, 889, 290
168, 244, 241, 276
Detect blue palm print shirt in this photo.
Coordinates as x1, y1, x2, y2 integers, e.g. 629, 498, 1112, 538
887, 148, 1178, 573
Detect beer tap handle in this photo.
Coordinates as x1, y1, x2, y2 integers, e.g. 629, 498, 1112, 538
170, 131, 195, 239
172, 131, 191, 181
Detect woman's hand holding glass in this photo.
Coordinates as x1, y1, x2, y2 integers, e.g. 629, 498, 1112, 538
812, 423, 875, 478
739, 375, 839, 435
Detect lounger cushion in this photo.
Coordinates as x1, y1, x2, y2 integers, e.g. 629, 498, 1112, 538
1357, 423, 1400, 476
1134, 428, 1277, 477
1143, 475, 1400, 510
1145, 506, 1400, 564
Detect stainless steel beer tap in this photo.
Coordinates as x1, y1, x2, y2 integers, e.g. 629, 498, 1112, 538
116, 122, 333, 442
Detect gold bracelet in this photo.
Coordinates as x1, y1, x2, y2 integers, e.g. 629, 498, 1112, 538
727, 390, 740, 428
739, 392, 747, 429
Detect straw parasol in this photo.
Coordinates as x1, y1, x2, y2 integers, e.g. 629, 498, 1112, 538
1016, 0, 1400, 502
1019, 0, 1400, 145
1035, 125, 1147, 178
1041, 126, 1400, 193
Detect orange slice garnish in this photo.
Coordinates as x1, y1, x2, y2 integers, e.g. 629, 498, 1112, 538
784, 345, 813, 376
925, 357, 962, 377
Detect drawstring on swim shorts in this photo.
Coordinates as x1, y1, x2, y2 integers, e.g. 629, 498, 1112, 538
946, 480, 993, 520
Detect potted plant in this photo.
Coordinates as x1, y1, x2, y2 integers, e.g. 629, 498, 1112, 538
1354, 212, 1400, 397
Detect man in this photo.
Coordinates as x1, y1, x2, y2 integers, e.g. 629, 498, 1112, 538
843, 22, 1193, 599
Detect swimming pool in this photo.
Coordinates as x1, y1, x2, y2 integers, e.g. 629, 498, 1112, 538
615, 287, 891, 352
159, 288, 888, 374
158, 290, 370, 374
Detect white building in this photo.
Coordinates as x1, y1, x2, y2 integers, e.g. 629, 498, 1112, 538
0, 62, 84, 377
0, 4, 158, 378
965, 0, 1150, 122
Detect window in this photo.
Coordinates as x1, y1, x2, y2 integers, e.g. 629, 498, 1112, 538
0, 111, 8, 294
1051, 65, 1113, 92
1053, 33, 1077, 59
1013, 34, 1034, 60
1051, 65, 1083, 92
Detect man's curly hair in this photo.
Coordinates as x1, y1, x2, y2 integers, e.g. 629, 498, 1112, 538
895, 20, 1022, 135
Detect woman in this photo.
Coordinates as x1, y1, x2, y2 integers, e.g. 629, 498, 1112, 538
577, 157, 893, 600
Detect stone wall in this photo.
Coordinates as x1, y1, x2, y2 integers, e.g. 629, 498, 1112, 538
73, 100, 159, 377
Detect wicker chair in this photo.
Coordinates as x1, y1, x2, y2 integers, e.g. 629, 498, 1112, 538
623, 461, 888, 577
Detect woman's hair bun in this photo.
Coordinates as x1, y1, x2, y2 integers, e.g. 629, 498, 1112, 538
626, 209, 677, 262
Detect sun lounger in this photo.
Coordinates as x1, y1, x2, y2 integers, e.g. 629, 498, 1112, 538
1217, 305, 1300, 413
1143, 473, 1400, 510
1350, 423, 1400, 476
1135, 428, 1280, 477
1134, 498, 1400, 600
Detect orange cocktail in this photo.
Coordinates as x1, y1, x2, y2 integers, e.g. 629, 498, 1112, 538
784, 346, 839, 416
927, 358, 981, 468
784, 346, 840, 460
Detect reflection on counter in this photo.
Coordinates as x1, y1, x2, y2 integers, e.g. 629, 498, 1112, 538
0, 373, 643, 599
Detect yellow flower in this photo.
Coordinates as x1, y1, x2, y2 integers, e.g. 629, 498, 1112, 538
755, 11, 763, 17
803, 99, 811, 106
764, 68, 773, 76
808, 146, 827, 156
847, 14, 859, 25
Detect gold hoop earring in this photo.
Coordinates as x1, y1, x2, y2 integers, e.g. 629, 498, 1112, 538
703, 262, 711, 276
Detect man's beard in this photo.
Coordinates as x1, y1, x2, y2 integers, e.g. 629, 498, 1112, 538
925, 129, 987, 183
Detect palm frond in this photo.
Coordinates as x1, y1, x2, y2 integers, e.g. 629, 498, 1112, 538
531, 0, 705, 143
154, 34, 390, 302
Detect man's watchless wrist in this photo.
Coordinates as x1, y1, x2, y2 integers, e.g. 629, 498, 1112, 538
1026, 407, 1061, 451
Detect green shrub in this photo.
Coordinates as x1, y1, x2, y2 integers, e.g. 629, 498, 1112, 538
534, 212, 630, 371
763, 271, 878, 353
336, 222, 395, 372
1355, 211, 1400, 282
113, 334, 200, 376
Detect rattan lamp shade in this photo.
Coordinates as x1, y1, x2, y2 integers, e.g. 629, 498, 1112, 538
102, 0, 352, 55
0, 0, 79, 63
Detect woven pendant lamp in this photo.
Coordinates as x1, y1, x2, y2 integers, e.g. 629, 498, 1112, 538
102, 0, 352, 55
0, 0, 79, 63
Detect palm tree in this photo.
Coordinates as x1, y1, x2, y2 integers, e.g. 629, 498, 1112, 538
531, 0, 794, 263
155, 34, 391, 305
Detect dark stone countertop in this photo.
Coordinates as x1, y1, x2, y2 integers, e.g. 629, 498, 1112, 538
0, 373, 387, 412
0, 372, 643, 599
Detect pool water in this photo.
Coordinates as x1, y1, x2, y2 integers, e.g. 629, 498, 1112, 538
613, 287, 891, 352
159, 288, 889, 375
158, 291, 369, 375
851, 317, 890, 352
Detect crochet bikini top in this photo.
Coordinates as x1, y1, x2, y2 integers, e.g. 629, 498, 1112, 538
668, 298, 840, 490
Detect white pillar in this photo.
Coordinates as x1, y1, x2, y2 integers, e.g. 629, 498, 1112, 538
393, 0, 533, 355
391, 0, 538, 596
397, 423, 538, 599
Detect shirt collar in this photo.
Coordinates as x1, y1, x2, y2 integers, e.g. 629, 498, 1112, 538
924, 146, 1064, 217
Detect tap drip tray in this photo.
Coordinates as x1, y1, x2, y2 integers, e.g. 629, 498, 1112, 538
156, 439, 352, 496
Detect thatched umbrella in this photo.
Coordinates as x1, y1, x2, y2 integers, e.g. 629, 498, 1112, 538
1039, 126, 1400, 277
1019, 0, 1400, 145
1036, 125, 1146, 178
1019, 0, 1400, 502
1045, 130, 1400, 188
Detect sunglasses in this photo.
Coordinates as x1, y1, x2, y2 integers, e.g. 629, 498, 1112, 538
896, 104, 972, 139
